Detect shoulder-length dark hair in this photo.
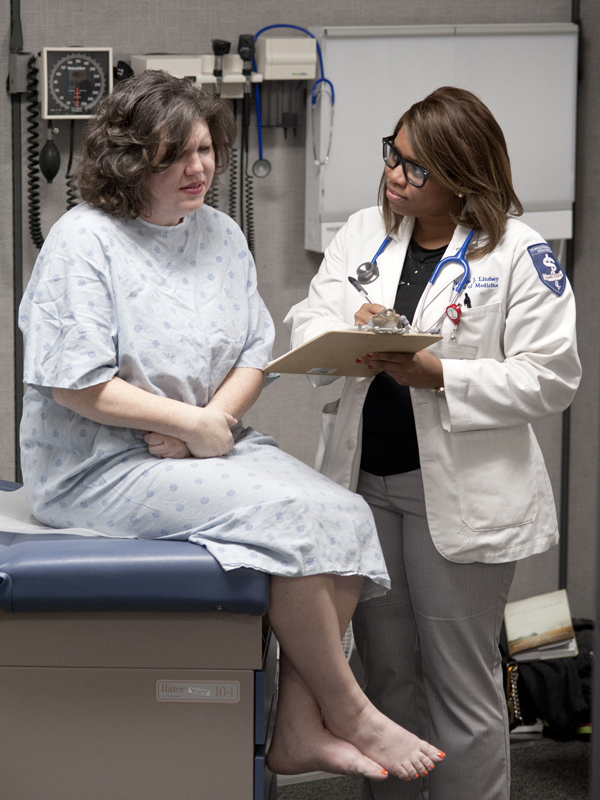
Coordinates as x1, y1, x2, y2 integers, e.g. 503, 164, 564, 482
379, 86, 523, 259
75, 70, 236, 219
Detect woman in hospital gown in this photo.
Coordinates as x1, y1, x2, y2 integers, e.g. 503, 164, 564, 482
18, 70, 445, 783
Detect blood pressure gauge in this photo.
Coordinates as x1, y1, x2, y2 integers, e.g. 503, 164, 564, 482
40, 47, 113, 119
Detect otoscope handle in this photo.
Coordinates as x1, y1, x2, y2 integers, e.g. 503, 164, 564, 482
238, 34, 255, 78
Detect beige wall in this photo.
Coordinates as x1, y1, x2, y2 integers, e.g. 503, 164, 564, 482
1, 0, 598, 617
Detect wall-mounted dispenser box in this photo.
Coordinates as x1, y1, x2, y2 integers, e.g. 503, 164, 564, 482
255, 38, 317, 80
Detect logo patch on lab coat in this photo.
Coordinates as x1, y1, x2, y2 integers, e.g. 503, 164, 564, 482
527, 244, 566, 296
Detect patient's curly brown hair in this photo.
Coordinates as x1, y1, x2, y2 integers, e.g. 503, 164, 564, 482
75, 70, 236, 220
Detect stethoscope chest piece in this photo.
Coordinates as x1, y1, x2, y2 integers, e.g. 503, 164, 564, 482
356, 261, 379, 284
252, 158, 272, 178
356, 235, 392, 285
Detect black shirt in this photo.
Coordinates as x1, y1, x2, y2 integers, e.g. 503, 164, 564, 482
360, 238, 446, 476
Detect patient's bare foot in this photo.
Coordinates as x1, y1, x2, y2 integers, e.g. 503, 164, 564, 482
267, 716, 389, 781
325, 701, 445, 781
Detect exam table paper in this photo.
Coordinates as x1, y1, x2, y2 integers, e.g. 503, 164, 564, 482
0, 487, 136, 538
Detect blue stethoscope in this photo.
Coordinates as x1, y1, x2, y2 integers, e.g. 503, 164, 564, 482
355, 229, 475, 333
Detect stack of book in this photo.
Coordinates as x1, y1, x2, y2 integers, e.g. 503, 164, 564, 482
504, 589, 578, 663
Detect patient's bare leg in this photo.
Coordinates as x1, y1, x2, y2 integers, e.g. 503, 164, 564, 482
267, 650, 389, 779
268, 574, 387, 779
267, 574, 445, 781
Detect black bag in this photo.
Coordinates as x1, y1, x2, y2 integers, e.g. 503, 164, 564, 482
500, 619, 594, 739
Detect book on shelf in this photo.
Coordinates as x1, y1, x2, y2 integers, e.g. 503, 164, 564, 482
504, 589, 578, 663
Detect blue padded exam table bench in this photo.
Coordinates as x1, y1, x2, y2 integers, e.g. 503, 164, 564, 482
0, 480, 277, 800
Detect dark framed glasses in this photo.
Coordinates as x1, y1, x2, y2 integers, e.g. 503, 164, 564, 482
382, 136, 430, 188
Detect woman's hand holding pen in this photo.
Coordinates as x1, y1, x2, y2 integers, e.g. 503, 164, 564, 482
354, 303, 444, 389
354, 302, 386, 326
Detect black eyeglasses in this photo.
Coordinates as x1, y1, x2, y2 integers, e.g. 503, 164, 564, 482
382, 136, 430, 188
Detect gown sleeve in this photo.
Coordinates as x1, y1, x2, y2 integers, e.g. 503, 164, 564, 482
19, 214, 119, 391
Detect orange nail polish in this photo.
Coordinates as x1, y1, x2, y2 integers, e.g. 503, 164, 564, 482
437, 751, 446, 758
380, 769, 388, 776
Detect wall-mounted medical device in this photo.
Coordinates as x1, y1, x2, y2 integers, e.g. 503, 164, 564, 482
129, 54, 263, 99
254, 37, 317, 80
305, 23, 579, 253
39, 47, 113, 119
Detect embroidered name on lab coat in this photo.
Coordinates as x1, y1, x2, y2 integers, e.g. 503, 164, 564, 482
527, 243, 566, 296
466, 276, 499, 290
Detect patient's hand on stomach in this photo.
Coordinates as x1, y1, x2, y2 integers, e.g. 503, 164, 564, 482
140, 431, 192, 459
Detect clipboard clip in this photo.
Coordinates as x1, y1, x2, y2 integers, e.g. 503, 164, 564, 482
358, 309, 409, 334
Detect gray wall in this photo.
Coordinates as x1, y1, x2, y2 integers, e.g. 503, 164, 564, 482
567, 0, 600, 620
1, 0, 598, 617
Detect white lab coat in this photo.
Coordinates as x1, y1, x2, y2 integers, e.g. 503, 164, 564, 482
285, 207, 581, 564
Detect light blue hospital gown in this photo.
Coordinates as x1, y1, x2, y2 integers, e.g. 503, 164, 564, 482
19, 204, 389, 598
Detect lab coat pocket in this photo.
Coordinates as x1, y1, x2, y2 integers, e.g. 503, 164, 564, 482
449, 425, 538, 531
315, 399, 340, 473
444, 301, 503, 358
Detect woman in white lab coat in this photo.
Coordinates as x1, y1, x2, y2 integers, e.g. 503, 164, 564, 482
285, 86, 581, 800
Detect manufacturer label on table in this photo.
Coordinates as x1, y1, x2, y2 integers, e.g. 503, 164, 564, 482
156, 680, 240, 703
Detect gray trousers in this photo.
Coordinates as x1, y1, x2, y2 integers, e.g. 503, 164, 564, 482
353, 469, 516, 800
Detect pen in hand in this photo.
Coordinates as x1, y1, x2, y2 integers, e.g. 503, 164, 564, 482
348, 276, 375, 304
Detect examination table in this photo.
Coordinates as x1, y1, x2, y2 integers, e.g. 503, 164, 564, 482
0, 480, 277, 800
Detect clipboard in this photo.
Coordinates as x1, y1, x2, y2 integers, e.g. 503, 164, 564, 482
264, 328, 442, 378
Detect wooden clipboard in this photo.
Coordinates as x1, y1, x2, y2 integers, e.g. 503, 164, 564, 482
264, 329, 442, 378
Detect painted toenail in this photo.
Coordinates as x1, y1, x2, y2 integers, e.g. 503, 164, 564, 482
437, 751, 446, 757
380, 769, 388, 775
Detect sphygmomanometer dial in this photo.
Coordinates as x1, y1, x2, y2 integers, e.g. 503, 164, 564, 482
42, 48, 112, 119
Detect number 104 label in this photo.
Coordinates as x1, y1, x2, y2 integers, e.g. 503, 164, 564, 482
156, 680, 240, 703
